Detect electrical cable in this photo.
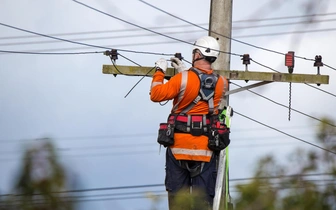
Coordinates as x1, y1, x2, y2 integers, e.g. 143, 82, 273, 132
3, 26, 336, 56
1, 173, 333, 197
232, 18, 336, 29
139, 0, 336, 71
2, 11, 336, 41
1, 184, 164, 197
0, 49, 103, 55
235, 27, 336, 39
0, 23, 177, 57
0, 22, 108, 50
0, 30, 199, 47
0, 141, 315, 157
324, 63, 336, 71
124, 66, 155, 98
2, 21, 336, 45
111, 60, 124, 75
0, 124, 320, 143
304, 83, 336, 97
71, 0, 239, 57
234, 110, 336, 155
137, 0, 317, 61
230, 81, 336, 127
233, 12, 336, 23
118, 53, 142, 67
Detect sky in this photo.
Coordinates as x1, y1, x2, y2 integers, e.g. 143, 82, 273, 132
1, 0, 336, 209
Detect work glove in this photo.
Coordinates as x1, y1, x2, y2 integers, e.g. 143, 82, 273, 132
155, 58, 168, 73
170, 57, 188, 73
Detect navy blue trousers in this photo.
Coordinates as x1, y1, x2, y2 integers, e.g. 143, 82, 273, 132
165, 148, 217, 210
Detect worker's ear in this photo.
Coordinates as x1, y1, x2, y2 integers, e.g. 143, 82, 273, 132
194, 51, 201, 59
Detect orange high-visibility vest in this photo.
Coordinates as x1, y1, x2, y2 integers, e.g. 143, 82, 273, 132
151, 66, 228, 162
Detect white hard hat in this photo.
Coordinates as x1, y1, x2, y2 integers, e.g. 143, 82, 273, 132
193, 36, 220, 59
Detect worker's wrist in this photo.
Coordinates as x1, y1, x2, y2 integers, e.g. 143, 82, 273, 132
155, 68, 164, 73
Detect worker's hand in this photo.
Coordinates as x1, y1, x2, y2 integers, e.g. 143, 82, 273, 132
155, 58, 168, 73
170, 57, 188, 73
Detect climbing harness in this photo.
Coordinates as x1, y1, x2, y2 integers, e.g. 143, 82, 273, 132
156, 68, 230, 151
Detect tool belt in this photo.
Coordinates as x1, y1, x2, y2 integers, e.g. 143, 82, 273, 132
157, 114, 230, 151
173, 114, 210, 136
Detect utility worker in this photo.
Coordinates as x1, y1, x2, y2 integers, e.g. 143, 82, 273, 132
150, 36, 229, 210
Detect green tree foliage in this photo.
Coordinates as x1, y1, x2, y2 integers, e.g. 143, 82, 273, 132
1, 138, 75, 210
234, 117, 336, 210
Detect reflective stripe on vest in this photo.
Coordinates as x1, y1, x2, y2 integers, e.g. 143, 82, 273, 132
172, 70, 188, 112
170, 148, 213, 158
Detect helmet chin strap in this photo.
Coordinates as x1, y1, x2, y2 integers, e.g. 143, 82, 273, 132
192, 53, 205, 67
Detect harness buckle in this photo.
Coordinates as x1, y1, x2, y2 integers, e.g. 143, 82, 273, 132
190, 119, 204, 136
191, 121, 202, 129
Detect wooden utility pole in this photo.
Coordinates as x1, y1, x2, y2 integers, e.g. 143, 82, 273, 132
209, 0, 232, 209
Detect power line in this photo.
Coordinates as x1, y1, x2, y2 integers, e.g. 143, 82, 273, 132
230, 82, 336, 127
137, 0, 321, 61
0, 22, 108, 50
0, 50, 103, 55
71, 0, 240, 57
2, 17, 336, 43
0, 25, 204, 40
233, 12, 336, 23
234, 110, 336, 155
2, 11, 336, 41
324, 63, 336, 71
3, 26, 336, 48
232, 18, 336, 29
0, 44, 177, 57
0, 23, 176, 57
0, 30, 199, 47
1, 1, 334, 68
1, 173, 333, 197
0, 139, 316, 158
1, 184, 164, 197
234, 27, 336, 39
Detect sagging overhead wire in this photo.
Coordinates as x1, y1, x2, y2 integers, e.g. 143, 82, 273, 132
234, 12, 336, 22
1, 173, 333, 198
139, 0, 336, 70
0, 22, 107, 50
230, 81, 336, 127
71, 0, 241, 57
138, 0, 307, 60
2, 11, 336, 41
234, 110, 336, 155
0, 49, 103, 55
2, 22, 336, 45
0, 22, 177, 57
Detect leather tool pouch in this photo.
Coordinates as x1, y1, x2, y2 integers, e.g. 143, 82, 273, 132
157, 116, 175, 147
208, 122, 230, 151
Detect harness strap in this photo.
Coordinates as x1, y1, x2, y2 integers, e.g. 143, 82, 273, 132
179, 160, 205, 178
180, 95, 201, 115
187, 68, 218, 115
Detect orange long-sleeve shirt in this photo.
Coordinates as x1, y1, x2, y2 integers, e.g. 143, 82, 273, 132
151, 66, 228, 162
